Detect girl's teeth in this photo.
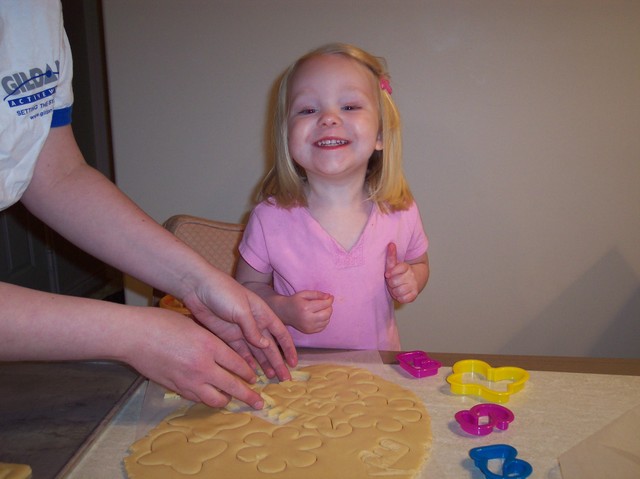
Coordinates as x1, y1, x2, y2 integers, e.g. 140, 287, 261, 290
317, 139, 347, 146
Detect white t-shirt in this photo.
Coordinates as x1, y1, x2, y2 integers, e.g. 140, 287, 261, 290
0, 0, 74, 210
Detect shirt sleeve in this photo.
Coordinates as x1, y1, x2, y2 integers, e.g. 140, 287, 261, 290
51, 105, 72, 127
405, 202, 429, 261
51, 15, 74, 127
238, 205, 274, 274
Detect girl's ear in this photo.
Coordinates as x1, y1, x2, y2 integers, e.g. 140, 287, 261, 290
375, 130, 384, 151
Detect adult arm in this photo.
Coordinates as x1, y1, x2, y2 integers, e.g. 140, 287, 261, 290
14, 125, 297, 401
0, 282, 264, 408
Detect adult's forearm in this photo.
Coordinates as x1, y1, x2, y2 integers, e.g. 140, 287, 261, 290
0, 281, 269, 409
0, 282, 134, 361
20, 127, 219, 299
238, 281, 282, 311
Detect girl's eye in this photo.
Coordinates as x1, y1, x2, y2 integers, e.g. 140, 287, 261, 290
298, 108, 316, 115
342, 105, 360, 111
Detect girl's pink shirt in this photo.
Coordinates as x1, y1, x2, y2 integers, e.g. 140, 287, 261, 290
239, 200, 428, 350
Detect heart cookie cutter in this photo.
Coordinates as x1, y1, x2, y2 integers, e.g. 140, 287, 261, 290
469, 444, 533, 479
396, 351, 442, 378
455, 403, 514, 436
446, 359, 529, 403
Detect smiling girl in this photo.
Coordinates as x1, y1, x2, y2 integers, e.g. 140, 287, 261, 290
235, 43, 429, 350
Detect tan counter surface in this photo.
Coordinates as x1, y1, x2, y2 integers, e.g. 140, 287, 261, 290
381, 351, 640, 376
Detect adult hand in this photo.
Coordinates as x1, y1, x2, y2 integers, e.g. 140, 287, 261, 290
0, 283, 268, 410
180, 275, 298, 380
126, 308, 267, 409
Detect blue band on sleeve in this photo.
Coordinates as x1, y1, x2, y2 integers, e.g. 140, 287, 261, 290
51, 106, 73, 128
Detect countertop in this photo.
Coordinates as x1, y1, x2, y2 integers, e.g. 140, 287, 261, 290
1, 351, 639, 478
0, 361, 140, 478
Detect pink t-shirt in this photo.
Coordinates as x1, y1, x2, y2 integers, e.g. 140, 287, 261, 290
239, 200, 428, 350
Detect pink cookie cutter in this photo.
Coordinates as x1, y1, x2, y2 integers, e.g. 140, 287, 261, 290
396, 351, 442, 378
455, 403, 515, 436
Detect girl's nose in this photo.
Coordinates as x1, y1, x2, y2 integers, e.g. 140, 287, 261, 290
319, 110, 341, 127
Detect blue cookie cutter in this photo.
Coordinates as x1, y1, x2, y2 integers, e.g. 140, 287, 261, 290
469, 444, 533, 479
396, 350, 442, 378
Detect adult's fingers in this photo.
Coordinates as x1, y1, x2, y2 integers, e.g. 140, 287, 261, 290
227, 338, 258, 372
265, 319, 298, 372
245, 343, 276, 379
206, 350, 265, 409
253, 329, 292, 381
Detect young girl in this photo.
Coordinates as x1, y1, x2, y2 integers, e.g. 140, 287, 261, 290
236, 43, 429, 350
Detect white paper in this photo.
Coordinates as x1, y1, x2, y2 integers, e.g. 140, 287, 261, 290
559, 406, 640, 479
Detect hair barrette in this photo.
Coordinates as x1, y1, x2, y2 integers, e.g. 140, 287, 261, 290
380, 77, 392, 95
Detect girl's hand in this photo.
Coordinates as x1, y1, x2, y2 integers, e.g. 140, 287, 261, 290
384, 243, 428, 303
234, 258, 333, 335
277, 290, 334, 334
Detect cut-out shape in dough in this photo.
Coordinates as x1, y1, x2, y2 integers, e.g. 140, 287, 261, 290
345, 396, 423, 432
137, 430, 227, 474
361, 438, 412, 474
237, 427, 323, 473
168, 407, 252, 440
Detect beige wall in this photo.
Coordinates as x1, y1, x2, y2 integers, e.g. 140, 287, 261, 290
101, 0, 640, 357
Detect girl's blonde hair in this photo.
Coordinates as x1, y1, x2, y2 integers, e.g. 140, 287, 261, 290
261, 42, 413, 212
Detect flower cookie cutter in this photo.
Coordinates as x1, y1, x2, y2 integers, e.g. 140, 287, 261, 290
469, 444, 533, 479
396, 350, 442, 378
446, 359, 529, 403
455, 403, 514, 436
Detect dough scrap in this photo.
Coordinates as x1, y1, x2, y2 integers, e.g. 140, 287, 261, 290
0, 463, 32, 479
125, 364, 431, 478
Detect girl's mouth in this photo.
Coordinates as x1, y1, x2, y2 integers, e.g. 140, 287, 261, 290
316, 138, 349, 147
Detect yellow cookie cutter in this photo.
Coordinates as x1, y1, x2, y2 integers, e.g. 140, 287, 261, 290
446, 359, 529, 403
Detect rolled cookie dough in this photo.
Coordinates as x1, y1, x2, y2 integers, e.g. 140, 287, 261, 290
125, 364, 431, 478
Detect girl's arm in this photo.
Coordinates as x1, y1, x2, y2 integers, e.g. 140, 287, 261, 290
236, 258, 334, 334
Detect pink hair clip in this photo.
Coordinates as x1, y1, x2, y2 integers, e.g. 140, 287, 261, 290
380, 77, 392, 95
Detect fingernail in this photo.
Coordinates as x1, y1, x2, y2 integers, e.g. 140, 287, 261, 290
254, 399, 264, 410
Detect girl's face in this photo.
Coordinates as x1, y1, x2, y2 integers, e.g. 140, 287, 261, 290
286, 54, 383, 184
